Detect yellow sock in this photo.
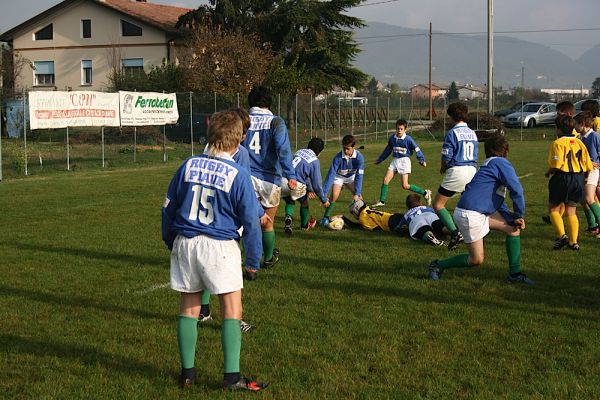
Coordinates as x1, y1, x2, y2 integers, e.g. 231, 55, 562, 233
566, 215, 579, 245
558, 203, 565, 217
549, 211, 565, 237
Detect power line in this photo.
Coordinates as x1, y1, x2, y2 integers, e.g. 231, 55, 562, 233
356, 27, 600, 40
355, 0, 402, 7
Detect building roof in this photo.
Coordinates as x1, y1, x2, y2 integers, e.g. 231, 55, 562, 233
411, 83, 448, 91
0, 0, 192, 40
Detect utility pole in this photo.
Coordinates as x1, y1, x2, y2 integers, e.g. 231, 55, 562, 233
428, 22, 432, 120
487, 0, 494, 114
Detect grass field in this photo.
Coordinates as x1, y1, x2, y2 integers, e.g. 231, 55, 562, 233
1, 135, 600, 399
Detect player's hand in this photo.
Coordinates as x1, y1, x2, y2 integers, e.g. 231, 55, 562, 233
259, 213, 273, 227
544, 170, 551, 178
307, 191, 317, 200
287, 179, 298, 190
514, 218, 525, 230
420, 161, 427, 168
322, 201, 330, 208
374, 160, 380, 165
352, 194, 362, 201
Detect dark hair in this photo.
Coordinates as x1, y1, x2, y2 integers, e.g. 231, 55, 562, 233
555, 114, 575, 137
581, 100, 599, 117
248, 86, 272, 108
556, 101, 575, 116
574, 111, 593, 128
396, 119, 408, 128
307, 137, 325, 156
342, 134, 356, 147
484, 134, 509, 158
405, 193, 422, 209
447, 102, 468, 122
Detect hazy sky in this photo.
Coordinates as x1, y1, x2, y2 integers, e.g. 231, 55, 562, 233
0, 0, 598, 59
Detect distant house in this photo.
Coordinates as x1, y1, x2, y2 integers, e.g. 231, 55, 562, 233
410, 83, 447, 99
457, 84, 487, 100
0, 0, 191, 92
541, 88, 590, 97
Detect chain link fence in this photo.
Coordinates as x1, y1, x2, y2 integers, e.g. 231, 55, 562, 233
0, 90, 493, 180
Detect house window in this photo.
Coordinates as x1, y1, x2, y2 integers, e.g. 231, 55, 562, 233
121, 58, 144, 76
121, 20, 142, 36
34, 24, 53, 40
33, 61, 55, 86
81, 60, 92, 85
81, 19, 91, 38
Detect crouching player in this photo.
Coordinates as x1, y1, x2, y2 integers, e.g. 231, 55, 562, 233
282, 137, 330, 234
321, 134, 365, 225
428, 135, 534, 284
162, 111, 268, 391
400, 194, 448, 246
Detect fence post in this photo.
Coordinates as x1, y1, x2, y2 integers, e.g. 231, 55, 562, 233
386, 96, 390, 135
0, 101, 3, 181
214, 91, 217, 113
375, 96, 379, 141
189, 91, 193, 156
338, 97, 341, 142
23, 90, 28, 176
237, 92, 240, 108
101, 126, 105, 168
310, 94, 313, 138
324, 98, 328, 143
363, 99, 367, 141
66, 126, 70, 170
295, 94, 298, 150
351, 97, 354, 134
134, 126, 137, 163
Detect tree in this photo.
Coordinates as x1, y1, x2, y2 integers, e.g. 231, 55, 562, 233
177, 0, 367, 95
180, 28, 272, 94
447, 81, 459, 102
592, 77, 600, 98
367, 77, 379, 96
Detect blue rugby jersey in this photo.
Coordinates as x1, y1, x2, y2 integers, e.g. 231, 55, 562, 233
442, 122, 479, 167
323, 149, 365, 196
399, 206, 437, 227
292, 148, 328, 203
233, 145, 251, 171
580, 129, 600, 164
457, 157, 525, 223
242, 107, 297, 185
162, 152, 262, 269
376, 134, 425, 164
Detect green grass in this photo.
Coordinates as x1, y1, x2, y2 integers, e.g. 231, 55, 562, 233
1, 136, 599, 399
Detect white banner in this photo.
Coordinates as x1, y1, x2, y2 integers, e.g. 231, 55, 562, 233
119, 91, 179, 126
29, 91, 120, 129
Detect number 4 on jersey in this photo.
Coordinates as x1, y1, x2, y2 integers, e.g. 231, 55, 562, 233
249, 131, 261, 155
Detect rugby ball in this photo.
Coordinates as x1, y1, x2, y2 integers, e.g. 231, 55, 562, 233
328, 216, 345, 231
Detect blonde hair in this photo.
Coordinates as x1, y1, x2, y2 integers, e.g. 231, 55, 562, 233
207, 111, 242, 155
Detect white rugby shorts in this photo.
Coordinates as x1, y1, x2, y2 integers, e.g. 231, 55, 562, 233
333, 174, 355, 187
170, 234, 243, 294
453, 207, 489, 244
280, 177, 308, 200
441, 165, 477, 193
251, 176, 282, 208
585, 168, 599, 186
388, 157, 412, 174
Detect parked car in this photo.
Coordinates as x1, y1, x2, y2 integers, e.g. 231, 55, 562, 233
503, 102, 557, 128
494, 101, 542, 121
574, 98, 600, 114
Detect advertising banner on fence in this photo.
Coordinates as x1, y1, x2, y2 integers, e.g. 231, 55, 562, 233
119, 91, 179, 126
29, 91, 120, 129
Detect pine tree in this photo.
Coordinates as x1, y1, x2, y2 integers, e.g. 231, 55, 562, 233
592, 77, 600, 98
447, 81, 459, 101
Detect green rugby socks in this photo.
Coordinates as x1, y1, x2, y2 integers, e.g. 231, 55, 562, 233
177, 315, 198, 369
221, 318, 241, 374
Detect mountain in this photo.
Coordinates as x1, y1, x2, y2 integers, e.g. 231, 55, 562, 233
352, 22, 597, 89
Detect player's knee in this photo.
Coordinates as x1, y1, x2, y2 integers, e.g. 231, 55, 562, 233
402, 183, 411, 190
469, 255, 484, 266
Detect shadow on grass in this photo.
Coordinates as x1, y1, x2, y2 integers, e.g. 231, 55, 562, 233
273, 260, 600, 323
0, 241, 165, 267
0, 284, 170, 322
0, 333, 169, 380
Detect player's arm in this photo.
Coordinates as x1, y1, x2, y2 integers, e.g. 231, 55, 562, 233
272, 117, 297, 181
411, 137, 426, 166
309, 160, 328, 203
440, 132, 455, 173
161, 170, 183, 250
375, 138, 393, 164
499, 160, 526, 218
342, 215, 365, 230
322, 156, 339, 195
354, 153, 365, 196
236, 176, 263, 270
